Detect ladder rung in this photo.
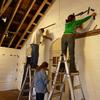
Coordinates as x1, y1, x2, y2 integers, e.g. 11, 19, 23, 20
31, 68, 36, 71
23, 89, 29, 92
70, 72, 79, 76
22, 90, 29, 96
58, 72, 65, 74
53, 82, 64, 86
73, 85, 81, 89
53, 92, 62, 97
21, 96, 28, 99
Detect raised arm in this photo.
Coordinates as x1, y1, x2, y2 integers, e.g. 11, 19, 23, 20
75, 12, 96, 26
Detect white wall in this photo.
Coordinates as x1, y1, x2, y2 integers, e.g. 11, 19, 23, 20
0, 47, 20, 91
18, 0, 100, 99
17, 46, 27, 90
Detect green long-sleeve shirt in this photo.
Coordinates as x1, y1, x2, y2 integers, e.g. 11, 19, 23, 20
64, 15, 92, 34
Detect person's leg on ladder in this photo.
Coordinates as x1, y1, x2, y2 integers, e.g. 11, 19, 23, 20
61, 35, 68, 56
68, 37, 77, 73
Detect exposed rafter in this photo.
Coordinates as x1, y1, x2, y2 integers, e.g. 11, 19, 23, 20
16, 0, 54, 48
8, 0, 36, 47
0, 0, 12, 16
0, 0, 22, 46
0, 0, 6, 14
15, 0, 48, 48
0, 0, 55, 49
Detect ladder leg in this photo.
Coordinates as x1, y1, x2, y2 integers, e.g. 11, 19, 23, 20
58, 74, 66, 100
78, 75, 85, 100
17, 66, 29, 100
64, 55, 75, 100
67, 75, 75, 100
48, 56, 62, 100
29, 65, 32, 100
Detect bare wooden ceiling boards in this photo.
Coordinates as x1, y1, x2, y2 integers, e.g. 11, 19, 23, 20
0, 0, 55, 49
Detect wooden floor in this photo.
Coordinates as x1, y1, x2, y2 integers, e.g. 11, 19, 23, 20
0, 89, 34, 100
0, 90, 19, 100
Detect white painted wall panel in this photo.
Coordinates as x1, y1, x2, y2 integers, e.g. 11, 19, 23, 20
0, 47, 19, 91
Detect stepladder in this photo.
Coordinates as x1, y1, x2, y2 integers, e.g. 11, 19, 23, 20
17, 59, 35, 100
48, 54, 85, 100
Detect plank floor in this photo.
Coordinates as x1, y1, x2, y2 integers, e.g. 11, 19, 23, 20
0, 90, 19, 100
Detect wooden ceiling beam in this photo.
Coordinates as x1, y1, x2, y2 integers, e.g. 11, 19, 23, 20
15, 0, 47, 48
7, 31, 16, 34
38, 13, 44, 16
27, 31, 32, 34
0, 0, 12, 16
32, 23, 37, 26
0, 0, 6, 14
8, 0, 36, 47
46, 1, 51, 5
0, 0, 22, 46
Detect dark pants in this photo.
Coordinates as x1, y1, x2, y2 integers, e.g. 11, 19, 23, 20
61, 34, 76, 72
36, 93, 45, 100
31, 44, 39, 67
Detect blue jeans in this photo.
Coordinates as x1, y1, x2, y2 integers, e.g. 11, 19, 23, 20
31, 44, 39, 67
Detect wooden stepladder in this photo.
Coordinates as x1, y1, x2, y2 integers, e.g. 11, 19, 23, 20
48, 54, 85, 100
17, 63, 35, 100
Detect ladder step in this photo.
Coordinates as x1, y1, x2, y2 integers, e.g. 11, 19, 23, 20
73, 85, 81, 90
53, 92, 62, 97
31, 68, 36, 71
22, 89, 29, 96
70, 72, 79, 76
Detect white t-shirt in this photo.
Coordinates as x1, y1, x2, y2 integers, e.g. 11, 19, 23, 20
31, 29, 44, 45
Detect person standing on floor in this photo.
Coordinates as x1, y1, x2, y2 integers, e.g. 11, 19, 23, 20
61, 12, 96, 73
34, 61, 49, 100
30, 28, 44, 68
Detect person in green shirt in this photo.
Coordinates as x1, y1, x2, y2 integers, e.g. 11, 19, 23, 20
61, 12, 96, 73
